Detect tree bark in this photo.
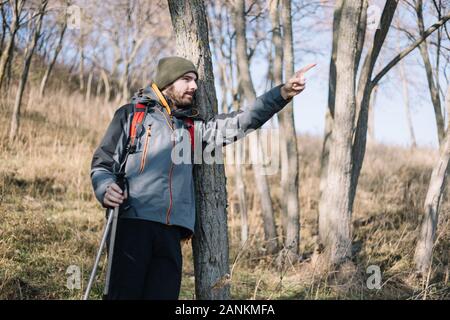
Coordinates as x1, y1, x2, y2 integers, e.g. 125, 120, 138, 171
318, 0, 364, 265
414, 84, 450, 274
319, 0, 344, 202
233, 0, 279, 255
168, 0, 230, 300
9, 1, 48, 142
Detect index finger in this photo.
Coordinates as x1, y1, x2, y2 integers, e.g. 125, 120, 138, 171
296, 63, 317, 76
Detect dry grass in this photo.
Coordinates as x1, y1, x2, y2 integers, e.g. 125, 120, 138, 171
0, 84, 448, 300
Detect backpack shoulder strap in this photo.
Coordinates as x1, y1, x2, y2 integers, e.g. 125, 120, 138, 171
128, 103, 148, 153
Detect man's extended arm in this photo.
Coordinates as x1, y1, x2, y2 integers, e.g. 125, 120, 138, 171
199, 63, 316, 146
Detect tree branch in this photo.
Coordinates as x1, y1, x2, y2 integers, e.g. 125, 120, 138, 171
372, 12, 450, 87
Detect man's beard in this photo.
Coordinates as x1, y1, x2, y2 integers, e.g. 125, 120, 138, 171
165, 86, 194, 109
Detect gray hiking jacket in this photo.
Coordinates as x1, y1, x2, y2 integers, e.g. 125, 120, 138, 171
90, 84, 290, 237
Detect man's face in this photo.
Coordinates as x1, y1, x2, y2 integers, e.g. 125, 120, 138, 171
162, 72, 198, 108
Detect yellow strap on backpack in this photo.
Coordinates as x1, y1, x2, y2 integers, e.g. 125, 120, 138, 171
151, 83, 172, 116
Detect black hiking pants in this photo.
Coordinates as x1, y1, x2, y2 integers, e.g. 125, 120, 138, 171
105, 218, 184, 300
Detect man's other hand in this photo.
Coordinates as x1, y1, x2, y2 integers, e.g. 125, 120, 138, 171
103, 182, 127, 208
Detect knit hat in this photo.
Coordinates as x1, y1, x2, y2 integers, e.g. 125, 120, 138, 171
154, 56, 198, 90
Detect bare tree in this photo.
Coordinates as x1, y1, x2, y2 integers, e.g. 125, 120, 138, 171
233, 0, 279, 254
116, 2, 145, 103
0, 0, 25, 89
269, 0, 284, 239
168, 0, 231, 300
39, 12, 67, 98
415, 0, 445, 144
9, 0, 48, 142
414, 84, 450, 274
207, 0, 249, 247
269, 0, 300, 256
318, 0, 450, 265
318, 0, 365, 265
281, 0, 300, 257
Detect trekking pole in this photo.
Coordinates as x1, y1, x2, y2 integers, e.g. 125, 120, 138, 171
82, 206, 115, 300
102, 196, 121, 299
83, 172, 127, 300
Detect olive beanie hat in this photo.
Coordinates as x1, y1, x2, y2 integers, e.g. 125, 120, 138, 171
154, 56, 198, 90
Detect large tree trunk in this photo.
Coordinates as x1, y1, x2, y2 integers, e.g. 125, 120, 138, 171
233, 0, 279, 255
319, 0, 367, 205
319, 0, 344, 202
318, 0, 364, 265
167, 0, 230, 300
414, 85, 450, 274
9, 1, 47, 142
39, 21, 67, 98
0, 0, 24, 89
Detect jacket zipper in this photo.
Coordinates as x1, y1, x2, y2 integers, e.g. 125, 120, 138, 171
156, 107, 175, 225
166, 140, 175, 225
139, 125, 152, 174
